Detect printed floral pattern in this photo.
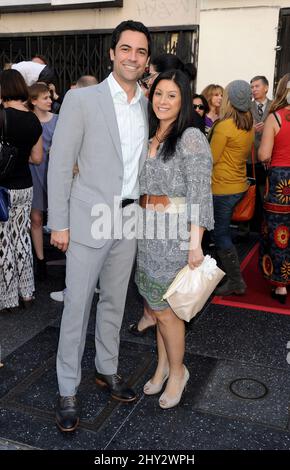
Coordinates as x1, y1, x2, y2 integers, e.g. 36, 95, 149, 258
274, 225, 289, 249
275, 178, 290, 204
281, 261, 290, 281
260, 167, 290, 286
262, 255, 273, 277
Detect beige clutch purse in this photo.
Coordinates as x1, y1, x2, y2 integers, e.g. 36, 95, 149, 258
163, 255, 225, 322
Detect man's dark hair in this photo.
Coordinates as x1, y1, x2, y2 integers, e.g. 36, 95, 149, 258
32, 54, 48, 65
250, 75, 269, 86
110, 20, 151, 57
148, 69, 194, 161
0, 69, 28, 102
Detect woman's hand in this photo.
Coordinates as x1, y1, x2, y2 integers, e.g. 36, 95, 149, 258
263, 161, 270, 170
73, 164, 79, 176
188, 246, 204, 270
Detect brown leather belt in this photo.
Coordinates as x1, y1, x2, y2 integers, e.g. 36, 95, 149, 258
139, 194, 170, 210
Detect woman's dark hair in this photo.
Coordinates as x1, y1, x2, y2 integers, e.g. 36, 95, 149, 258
151, 53, 196, 82
192, 93, 210, 114
149, 69, 194, 161
0, 69, 29, 102
110, 20, 151, 57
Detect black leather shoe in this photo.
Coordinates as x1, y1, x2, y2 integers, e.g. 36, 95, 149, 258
128, 321, 155, 337
95, 371, 137, 402
271, 290, 287, 304
55, 395, 79, 432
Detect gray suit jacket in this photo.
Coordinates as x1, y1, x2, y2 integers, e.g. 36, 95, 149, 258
47, 79, 148, 248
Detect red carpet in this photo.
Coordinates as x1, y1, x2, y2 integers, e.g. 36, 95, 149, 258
212, 243, 290, 315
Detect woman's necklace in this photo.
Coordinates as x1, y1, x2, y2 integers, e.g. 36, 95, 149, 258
155, 133, 162, 143
155, 129, 167, 143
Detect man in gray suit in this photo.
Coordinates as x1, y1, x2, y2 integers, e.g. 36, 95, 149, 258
47, 20, 150, 432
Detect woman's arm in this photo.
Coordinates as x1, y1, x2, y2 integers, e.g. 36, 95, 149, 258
180, 128, 214, 270
188, 225, 205, 269
210, 124, 227, 165
29, 135, 43, 164
258, 114, 278, 162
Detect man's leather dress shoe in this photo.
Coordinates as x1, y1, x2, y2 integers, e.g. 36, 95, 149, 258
55, 395, 79, 432
95, 371, 137, 402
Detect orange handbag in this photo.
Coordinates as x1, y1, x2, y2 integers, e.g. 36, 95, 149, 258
231, 145, 256, 222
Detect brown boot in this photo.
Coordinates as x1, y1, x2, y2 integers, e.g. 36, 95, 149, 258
215, 247, 246, 296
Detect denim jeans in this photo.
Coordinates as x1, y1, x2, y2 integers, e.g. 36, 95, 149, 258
213, 192, 245, 250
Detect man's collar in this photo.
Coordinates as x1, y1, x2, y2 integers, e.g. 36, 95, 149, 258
107, 72, 142, 104
255, 98, 268, 107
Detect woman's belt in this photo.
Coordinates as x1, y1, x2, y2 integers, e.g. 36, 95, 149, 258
139, 195, 186, 213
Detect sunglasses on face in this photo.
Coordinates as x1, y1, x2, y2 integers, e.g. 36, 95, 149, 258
193, 104, 205, 110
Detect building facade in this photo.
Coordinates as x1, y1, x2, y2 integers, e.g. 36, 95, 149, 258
0, 1, 289, 97
197, 0, 290, 97
0, 0, 199, 93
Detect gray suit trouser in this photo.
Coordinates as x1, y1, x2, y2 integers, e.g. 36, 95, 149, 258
56, 236, 137, 397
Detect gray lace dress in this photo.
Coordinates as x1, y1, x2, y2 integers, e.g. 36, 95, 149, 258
135, 127, 214, 310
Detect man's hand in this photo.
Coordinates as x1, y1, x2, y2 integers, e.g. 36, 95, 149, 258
254, 122, 264, 133
50, 230, 70, 252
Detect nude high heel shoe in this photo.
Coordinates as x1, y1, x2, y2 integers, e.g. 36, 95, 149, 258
143, 370, 169, 396
159, 365, 189, 409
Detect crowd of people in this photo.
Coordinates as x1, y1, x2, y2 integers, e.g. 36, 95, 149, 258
0, 20, 289, 432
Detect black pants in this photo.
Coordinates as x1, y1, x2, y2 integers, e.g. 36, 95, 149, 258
247, 162, 267, 232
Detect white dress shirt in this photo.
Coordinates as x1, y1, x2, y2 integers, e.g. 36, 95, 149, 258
107, 72, 145, 199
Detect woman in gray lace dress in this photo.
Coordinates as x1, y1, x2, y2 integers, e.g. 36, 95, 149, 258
135, 70, 214, 409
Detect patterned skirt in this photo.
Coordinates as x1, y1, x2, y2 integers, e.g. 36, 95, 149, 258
260, 167, 290, 286
0, 187, 34, 310
135, 208, 189, 311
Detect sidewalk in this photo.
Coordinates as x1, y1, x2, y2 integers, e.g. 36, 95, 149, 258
0, 438, 38, 450
0, 237, 290, 450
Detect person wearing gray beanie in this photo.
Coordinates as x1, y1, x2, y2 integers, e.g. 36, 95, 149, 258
209, 79, 254, 296
227, 80, 252, 112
